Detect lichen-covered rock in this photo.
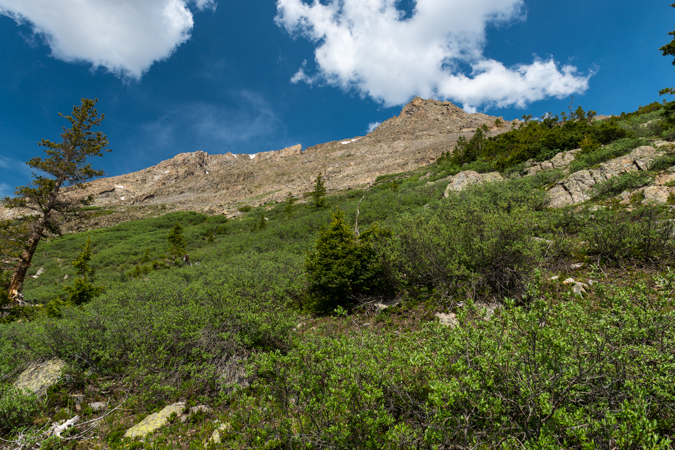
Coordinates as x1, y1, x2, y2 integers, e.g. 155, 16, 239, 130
14, 357, 66, 397
444, 171, 503, 196
435, 312, 458, 327
124, 402, 186, 439
547, 146, 662, 207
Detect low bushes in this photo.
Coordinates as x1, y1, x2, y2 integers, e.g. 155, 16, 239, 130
0, 255, 303, 401
569, 137, 650, 173
232, 273, 675, 449
582, 205, 675, 265
379, 179, 547, 302
0, 384, 39, 435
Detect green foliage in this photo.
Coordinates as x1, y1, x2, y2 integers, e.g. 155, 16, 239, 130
235, 272, 675, 448
582, 205, 675, 265
166, 222, 187, 261
283, 192, 296, 219
590, 171, 653, 199
618, 106, 665, 137
381, 179, 546, 301
305, 208, 389, 313
569, 137, 650, 173
0, 257, 302, 402
309, 173, 328, 210
62, 235, 104, 306
0, 384, 39, 435
649, 151, 675, 171
436, 107, 630, 175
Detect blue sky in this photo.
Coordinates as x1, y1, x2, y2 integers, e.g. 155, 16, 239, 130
0, 0, 673, 197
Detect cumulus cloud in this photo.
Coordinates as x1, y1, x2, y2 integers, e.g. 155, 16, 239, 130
275, 0, 591, 110
0, 0, 216, 79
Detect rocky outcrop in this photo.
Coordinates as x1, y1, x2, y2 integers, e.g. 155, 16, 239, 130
443, 171, 503, 197
14, 357, 66, 397
547, 146, 660, 208
525, 149, 580, 175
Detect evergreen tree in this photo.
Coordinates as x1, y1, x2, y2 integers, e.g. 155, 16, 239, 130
63, 236, 103, 305
2, 99, 109, 302
167, 222, 187, 261
284, 192, 296, 219
305, 208, 388, 313
309, 173, 328, 210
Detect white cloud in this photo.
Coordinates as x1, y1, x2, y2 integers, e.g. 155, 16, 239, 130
367, 122, 381, 133
275, 0, 591, 110
0, 0, 216, 80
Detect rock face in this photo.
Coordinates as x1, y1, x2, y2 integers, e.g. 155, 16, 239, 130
14, 357, 66, 397
547, 146, 660, 208
0, 98, 516, 224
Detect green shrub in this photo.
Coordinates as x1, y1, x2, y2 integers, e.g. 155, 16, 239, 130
650, 151, 675, 172
435, 107, 631, 175
590, 171, 652, 199
0, 384, 39, 435
582, 205, 675, 265
569, 137, 650, 173
618, 107, 664, 137
166, 222, 187, 261
381, 180, 546, 302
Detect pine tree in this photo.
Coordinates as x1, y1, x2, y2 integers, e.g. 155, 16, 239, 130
284, 192, 296, 219
309, 173, 327, 210
2, 99, 110, 303
167, 222, 187, 261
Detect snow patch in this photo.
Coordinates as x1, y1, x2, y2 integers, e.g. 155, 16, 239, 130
341, 138, 362, 145
249, 154, 257, 159
164, 170, 170, 174
115, 185, 125, 189
120, 196, 125, 201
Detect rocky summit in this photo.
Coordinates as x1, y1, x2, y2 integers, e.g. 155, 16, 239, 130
1, 98, 513, 223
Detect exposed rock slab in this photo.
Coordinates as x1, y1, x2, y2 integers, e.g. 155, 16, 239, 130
14, 357, 66, 397
443, 171, 503, 196
124, 402, 186, 439
547, 146, 661, 207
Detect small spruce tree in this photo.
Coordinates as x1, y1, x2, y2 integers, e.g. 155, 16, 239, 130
309, 173, 328, 210
167, 222, 187, 261
305, 208, 389, 313
63, 235, 103, 305
284, 192, 296, 219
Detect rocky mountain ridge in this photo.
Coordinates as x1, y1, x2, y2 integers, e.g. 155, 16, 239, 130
0, 98, 514, 224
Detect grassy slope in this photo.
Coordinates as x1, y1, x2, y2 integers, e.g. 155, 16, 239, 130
1, 104, 675, 448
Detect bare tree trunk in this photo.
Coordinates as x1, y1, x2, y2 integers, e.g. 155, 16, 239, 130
354, 195, 365, 237
8, 220, 45, 304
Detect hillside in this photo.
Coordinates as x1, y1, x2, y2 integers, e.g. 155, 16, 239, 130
2, 101, 675, 449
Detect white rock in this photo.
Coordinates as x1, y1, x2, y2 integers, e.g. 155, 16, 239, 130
435, 312, 458, 328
